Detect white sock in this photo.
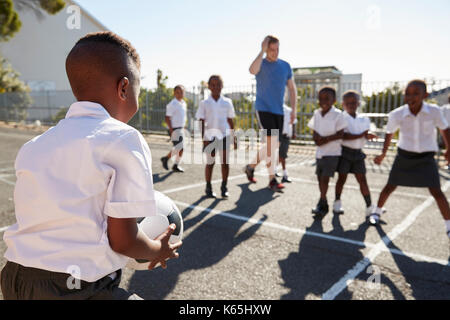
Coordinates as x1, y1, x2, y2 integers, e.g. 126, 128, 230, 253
375, 207, 383, 215
445, 220, 450, 232
283, 169, 288, 177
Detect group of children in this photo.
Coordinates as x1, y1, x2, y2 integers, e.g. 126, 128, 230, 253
308, 82, 450, 239
163, 78, 450, 241
2, 30, 449, 300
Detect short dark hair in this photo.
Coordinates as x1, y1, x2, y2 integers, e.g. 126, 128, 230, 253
74, 31, 141, 69
208, 75, 223, 86
343, 90, 360, 101
406, 79, 427, 93
267, 35, 279, 46
174, 85, 185, 92
318, 86, 337, 99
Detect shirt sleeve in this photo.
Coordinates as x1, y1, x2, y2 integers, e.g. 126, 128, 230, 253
307, 114, 315, 131
102, 130, 156, 219
386, 112, 400, 134
165, 101, 174, 117
435, 107, 449, 130
196, 101, 205, 120
286, 62, 293, 81
227, 100, 236, 118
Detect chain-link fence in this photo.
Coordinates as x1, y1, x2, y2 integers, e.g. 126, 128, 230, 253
1, 79, 449, 148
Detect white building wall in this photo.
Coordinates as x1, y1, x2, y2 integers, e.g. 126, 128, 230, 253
0, 1, 108, 92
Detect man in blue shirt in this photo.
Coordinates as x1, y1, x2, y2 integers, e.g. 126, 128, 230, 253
245, 35, 297, 192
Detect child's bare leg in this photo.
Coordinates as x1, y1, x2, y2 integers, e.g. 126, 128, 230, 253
355, 173, 372, 207
428, 187, 450, 221
335, 173, 348, 200
377, 183, 397, 208
319, 176, 330, 201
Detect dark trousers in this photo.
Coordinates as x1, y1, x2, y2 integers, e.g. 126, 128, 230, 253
0, 261, 129, 300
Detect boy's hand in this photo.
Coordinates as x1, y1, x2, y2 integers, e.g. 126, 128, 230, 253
374, 154, 385, 165
366, 132, 378, 140
148, 224, 182, 270
261, 36, 270, 53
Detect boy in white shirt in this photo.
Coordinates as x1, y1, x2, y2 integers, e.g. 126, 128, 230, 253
1, 32, 182, 300
308, 87, 347, 218
195, 75, 236, 199
371, 80, 450, 239
276, 104, 297, 183
161, 85, 187, 173
333, 90, 378, 216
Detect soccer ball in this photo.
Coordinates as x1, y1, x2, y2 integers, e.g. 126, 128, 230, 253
126, 191, 183, 270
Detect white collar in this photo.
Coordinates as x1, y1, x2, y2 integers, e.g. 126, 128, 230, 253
208, 95, 223, 103
402, 103, 430, 118
65, 101, 111, 119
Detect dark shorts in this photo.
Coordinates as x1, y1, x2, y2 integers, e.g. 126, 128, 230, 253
337, 146, 367, 175
388, 148, 440, 188
316, 156, 340, 178
203, 136, 231, 164
279, 134, 290, 159
256, 111, 284, 137
0, 261, 130, 300
170, 127, 184, 149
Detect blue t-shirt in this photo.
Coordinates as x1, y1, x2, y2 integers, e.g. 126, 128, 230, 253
255, 58, 293, 115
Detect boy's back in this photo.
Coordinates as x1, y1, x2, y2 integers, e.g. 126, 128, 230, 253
4, 101, 156, 282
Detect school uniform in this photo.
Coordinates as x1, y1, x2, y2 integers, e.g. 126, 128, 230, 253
195, 95, 235, 163
1, 101, 157, 299
338, 111, 372, 174
386, 103, 448, 188
279, 105, 297, 159
166, 98, 187, 149
307, 106, 347, 177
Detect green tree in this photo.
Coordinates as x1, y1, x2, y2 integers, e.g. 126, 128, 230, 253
0, 0, 21, 41
0, 0, 65, 41
0, 56, 31, 122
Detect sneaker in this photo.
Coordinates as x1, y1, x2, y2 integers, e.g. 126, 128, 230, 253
281, 176, 292, 183
244, 165, 257, 184
312, 199, 329, 217
172, 164, 184, 173
368, 213, 380, 226
269, 178, 285, 192
205, 186, 217, 198
221, 186, 229, 199
275, 172, 282, 178
333, 200, 344, 215
365, 205, 387, 217
161, 156, 169, 170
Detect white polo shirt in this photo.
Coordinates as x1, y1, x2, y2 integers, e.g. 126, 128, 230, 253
342, 111, 371, 150
3, 101, 157, 282
386, 103, 448, 153
282, 105, 298, 138
166, 98, 187, 128
307, 106, 347, 159
195, 95, 236, 141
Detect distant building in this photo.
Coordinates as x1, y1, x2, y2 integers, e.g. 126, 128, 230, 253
0, 0, 108, 92
429, 86, 450, 106
293, 66, 362, 102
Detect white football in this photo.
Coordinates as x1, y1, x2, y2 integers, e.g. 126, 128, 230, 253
126, 191, 183, 270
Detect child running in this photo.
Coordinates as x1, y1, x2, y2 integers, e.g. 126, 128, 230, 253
371, 80, 450, 240
161, 85, 187, 173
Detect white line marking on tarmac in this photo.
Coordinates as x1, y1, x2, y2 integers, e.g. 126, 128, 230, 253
0, 176, 15, 186
0, 225, 10, 233
172, 200, 450, 269
321, 181, 450, 300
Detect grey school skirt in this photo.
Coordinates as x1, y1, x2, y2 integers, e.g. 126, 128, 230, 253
387, 148, 440, 188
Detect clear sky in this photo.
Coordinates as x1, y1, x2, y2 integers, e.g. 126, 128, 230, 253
76, 0, 450, 89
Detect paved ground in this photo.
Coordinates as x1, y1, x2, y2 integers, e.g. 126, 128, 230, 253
0, 124, 449, 300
